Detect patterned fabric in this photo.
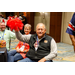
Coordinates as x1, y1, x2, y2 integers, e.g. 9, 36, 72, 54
66, 13, 75, 35
0, 40, 6, 48
15, 41, 30, 58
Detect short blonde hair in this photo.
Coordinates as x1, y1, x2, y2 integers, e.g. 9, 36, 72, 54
24, 24, 31, 29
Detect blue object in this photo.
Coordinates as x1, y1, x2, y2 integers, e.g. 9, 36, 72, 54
66, 13, 75, 35
0, 51, 5, 53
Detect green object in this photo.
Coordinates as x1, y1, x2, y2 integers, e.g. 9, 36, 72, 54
0, 29, 16, 50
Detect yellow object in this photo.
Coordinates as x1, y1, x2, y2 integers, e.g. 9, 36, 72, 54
0, 40, 6, 48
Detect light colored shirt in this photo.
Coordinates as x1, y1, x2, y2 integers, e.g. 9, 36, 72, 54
0, 29, 16, 50
15, 31, 57, 61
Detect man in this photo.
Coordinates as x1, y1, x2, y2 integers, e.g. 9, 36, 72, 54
15, 23, 57, 62
0, 21, 16, 51
66, 13, 75, 52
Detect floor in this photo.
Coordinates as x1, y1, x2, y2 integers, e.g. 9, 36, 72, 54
53, 43, 75, 62
10, 39, 75, 62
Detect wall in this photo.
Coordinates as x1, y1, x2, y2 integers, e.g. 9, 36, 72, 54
0, 12, 5, 15
0, 12, 6, 18
0, 12, 2, 15
61, 12, 74, 45
34, 12, 50, 34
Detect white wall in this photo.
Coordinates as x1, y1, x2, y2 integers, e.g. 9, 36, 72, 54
61, 12, 74, 45
34, 12, 50, 34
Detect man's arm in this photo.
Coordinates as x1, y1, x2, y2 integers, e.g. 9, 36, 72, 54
38, 38, 57, 62
69, 34, 75, 52
9, 30, 16, 39
21, 19, 25, 22
15, 31, 31, 43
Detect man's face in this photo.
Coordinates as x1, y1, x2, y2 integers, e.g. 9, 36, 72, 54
0, 23, 6, 31
36, 24, 46, 39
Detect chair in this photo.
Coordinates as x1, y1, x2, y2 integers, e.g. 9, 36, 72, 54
0, 47, 7, 62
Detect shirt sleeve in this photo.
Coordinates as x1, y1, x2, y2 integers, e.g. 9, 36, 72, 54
44, 38, 57, 61
66, 13, 75, 35
15, 31, 31, 43
9, 30, 16, 39
66, 23, 75, 35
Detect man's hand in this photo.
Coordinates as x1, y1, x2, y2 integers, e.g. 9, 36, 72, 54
15, 28, 19, 32
38, 58, 46, 62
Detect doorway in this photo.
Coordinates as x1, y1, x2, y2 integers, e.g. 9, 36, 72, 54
50, 12, 62, 42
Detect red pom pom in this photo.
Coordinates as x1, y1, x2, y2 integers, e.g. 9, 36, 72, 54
7, 18, 24, 31
2, 19, 5, 23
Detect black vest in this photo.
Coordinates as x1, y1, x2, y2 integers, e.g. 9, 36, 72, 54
26, 34, 52, 61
